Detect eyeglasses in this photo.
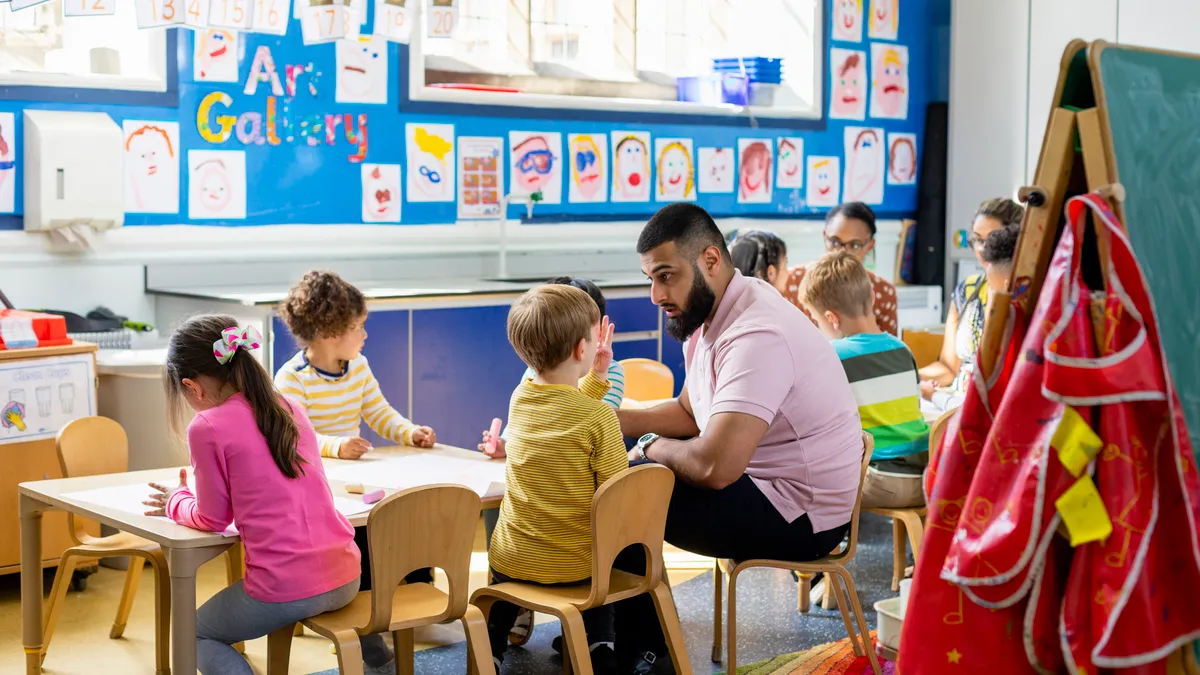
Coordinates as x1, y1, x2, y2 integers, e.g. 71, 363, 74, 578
574, 150, 597, 172
826, 237, 871, 252
968, 234, 988, 249
517, 149, 554, 175
419, 165, 442, 184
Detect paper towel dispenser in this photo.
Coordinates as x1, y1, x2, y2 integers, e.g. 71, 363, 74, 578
23, 110, 124, 233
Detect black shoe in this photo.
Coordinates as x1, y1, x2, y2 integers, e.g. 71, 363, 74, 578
629, 651, 674, 675
552, 635, 563, 653
592, 645, 618, 675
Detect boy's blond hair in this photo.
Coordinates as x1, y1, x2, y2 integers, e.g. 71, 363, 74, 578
508, 284, 600, 373
800, 251, 873, 318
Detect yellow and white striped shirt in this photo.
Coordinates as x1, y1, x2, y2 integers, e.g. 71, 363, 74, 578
489, 371, 629, 584
274, 351, 418, 458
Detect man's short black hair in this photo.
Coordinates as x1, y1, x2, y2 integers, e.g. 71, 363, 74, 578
826, 202, 877, 237
637, 203, 730, 260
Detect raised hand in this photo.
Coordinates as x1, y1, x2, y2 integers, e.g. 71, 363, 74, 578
591, 316, 616, 378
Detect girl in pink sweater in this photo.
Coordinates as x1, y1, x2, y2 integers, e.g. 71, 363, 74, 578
144, 315, 394, 674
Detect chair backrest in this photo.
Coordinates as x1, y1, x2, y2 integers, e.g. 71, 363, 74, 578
585, 464, 675, 607
619, 358, 674, 402
363, 484, 481, 634
832, 431, 874, 564
928, 408, 957, 466
56, 416, 129, 478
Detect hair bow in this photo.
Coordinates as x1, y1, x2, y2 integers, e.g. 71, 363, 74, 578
213, 325, 262, 365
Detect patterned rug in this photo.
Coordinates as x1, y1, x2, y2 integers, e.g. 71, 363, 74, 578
720, 633, 895, 675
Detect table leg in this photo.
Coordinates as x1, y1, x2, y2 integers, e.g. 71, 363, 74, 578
20, 493, 47, 675
167, 544, 235, 675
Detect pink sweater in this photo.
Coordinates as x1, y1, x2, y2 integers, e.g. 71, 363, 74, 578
167, 393, 360, 603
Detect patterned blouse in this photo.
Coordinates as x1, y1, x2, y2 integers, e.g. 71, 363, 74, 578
785, 264, 900, 336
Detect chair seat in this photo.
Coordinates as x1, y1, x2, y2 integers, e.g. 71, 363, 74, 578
864, 506, 927, 519
471, 570, 649, 613
304, 582, 452, 637
73, 531, 161, 556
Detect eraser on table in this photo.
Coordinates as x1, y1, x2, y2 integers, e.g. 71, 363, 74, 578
345, 483, 364, 495
362, 489, 385, 504
485, 417, 503, 454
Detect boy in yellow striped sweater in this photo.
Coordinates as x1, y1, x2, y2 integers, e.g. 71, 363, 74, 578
488, 284, 627, 674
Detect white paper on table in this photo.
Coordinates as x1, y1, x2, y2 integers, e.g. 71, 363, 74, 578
332, 496, 374, 517
324, 453, 505, 497
62, 483, 239, 537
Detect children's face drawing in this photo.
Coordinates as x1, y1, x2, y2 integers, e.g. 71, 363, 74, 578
812, 162, 834, 199
339, 40, 384, 97
832, 56, 865, 117
740, 145, 769, 196
871, 0, 895, 33
616, 139, 648, 196
890, 139, 915, 182
778, 142, 801, 181
847, 131, 881, 199
198, 29, 233, 78
833, 0, 860, 39
196, 162, 231, 213
659, 145, 690, 197
514, 137, 554, 192
415, 151, 447, 198
876, 51, 906, 116
571, 136, 602, 199
129, 132, 170, 180
708, 150, 729, 188
367, 167, 395, 217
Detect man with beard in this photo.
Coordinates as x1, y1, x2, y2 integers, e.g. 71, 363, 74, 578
612, 203, 863, 674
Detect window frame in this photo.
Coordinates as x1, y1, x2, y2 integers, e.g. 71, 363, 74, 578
404, 0, 825, 126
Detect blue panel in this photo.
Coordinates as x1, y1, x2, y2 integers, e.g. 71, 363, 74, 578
411, 305, 526, 450
660, 332, 686, 397
271, 315, 298, 374
612, 339, 659, 363
605, 296, 658, 333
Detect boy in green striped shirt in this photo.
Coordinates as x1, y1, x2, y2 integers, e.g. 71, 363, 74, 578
800, 251, 930, 508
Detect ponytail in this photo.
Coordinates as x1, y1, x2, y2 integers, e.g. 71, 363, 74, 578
728, 230, 788, 282
228, 351, 305, 479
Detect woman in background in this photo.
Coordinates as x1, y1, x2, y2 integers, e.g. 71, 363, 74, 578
728, 230, 790, 295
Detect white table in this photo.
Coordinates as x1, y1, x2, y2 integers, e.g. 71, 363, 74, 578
19, 444, 503, 675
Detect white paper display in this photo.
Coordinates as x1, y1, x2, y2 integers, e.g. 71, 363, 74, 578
123, 120, 180, 214
336, 36, 388, 104
361, 163, 401, 223
843, 126, 885, 205
323, 453, 505, 497
188, 149, 247, 220
300, 0, 358, 44
194, 28, 239, 82
654, 137, 695, 202
426, 0, 455, 38
829, 48, 867, 121
509, 131, 562, 204
457, 136, 503, 219
697, 147, 733, 194
566, 133, 607, 204
870, 43, 909, 120
0, 112, 15, 214
373, 0, 411, 43
249, 0, 289, 33
406, 123, 455, 203
63, 0, 116, 17
208, 0, 252, 30
806, 156, 841, 208
1, 354, 96, 444
887, 132, 917, 185
610, 130, 651, 203
775, 137, 804, 189
736, 138, 773, 204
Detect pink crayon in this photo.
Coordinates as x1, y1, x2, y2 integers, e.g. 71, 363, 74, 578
362, 489, 385, 504
485, 418, 503, 455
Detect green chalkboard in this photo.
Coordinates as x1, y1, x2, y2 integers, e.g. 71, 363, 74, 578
1095, 43, 1200, 461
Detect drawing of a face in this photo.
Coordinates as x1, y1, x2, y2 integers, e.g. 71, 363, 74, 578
0, 123, 13, 192
869, 0, 897, 37
338, 38, 384, 97
739, 142, 771, 198
890, 137, 916, 183
366, 166, 395, 217
658, 142, 693, 198
833, 0, 861, 41
875, 48, 906, 116
615, 137, 649, 198
514, 136, 554, 193
832, 53, 865, 117
778, 140, 800, 181
413, 127, 452, 199
195, 160, 231, 213
847, 129, 881, 200
125, 126, 175, 209
806, 157, 840, 207
571, 135, 603, 199
707, 149, 729, 189
197, 29, 234, 79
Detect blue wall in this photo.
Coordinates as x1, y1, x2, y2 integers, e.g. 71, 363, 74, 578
0, 0, 935, 230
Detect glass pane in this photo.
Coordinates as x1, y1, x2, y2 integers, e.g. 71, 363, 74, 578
424, 0, 512, 70
0, 0, 158, 82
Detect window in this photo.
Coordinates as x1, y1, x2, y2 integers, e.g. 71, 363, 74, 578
410, 0, 822, 119
0, 0, 169, 92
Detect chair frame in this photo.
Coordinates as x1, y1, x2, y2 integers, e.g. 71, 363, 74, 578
470, 464, 692, 675
712, 434, 882, 675
617, 358, 675, 403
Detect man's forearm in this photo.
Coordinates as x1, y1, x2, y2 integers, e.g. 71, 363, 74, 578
644, 437, 716, 488
618, 399, 700, 439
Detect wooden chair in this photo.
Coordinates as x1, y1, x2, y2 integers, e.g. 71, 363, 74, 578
470, 464, 692, 675
266, 484, 494, 675
618, 358, 674, 402
712, 433, 881, 675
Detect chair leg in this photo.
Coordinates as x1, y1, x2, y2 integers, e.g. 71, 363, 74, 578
334, 632, 367, 675
147, 550, 172, 675
711, 562, 723, 662
797, 574, 812, 614
902, 512, 925, 559
560, 610, 594, 675
224, 544, 247, 655
651, 583, 693, 675
836, 568, 882, 675
462, 604, 497, 675
726, 566, 740, 674
826, 571, 863, 657
392, 629, 415, 675
110, 556, 146, 639
41, 553, 79, 662
891, 518, 906, 592
294, 624, 304, 637
266, 622, 296, 675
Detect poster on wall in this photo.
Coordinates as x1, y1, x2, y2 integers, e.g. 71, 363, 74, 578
654, 137, 695, 202
0, 354, 96, 445
122, 120, 180, 214
775, 137, 803, 189
457, 136, 503, 219
843, 127, 885, 205
868, 0, 898, 40
567, 133, 608, 204
832, 0, 862, 42
610, 131, 651, 203
373, 0, 412, 43
887, 132, 918, 185
406, 123, 455, 203
829, 48, 867, 121
336, 36, 389, 104
806, 156, 841, 207
870, 43, 908, 119
194, 28, 239, 82
737, 138, 772, 204
509, 131, 562, 204
0, 112, 15, 214
361, 163, 401, 222
187, 149, 247, 220
697, 147, 733, 194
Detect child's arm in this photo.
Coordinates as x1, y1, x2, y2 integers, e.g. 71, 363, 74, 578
274, 368, 347, 458
579, 370, 613, 402
166, 417, 234, 532
360, 363, 424, 446
591, 407, 631, 487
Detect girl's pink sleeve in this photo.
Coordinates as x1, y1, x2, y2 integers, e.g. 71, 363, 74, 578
166, 416, 233, 532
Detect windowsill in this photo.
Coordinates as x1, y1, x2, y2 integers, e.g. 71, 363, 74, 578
0, 71, 167, 92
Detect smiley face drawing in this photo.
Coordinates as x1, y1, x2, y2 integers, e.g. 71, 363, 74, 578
336, 36, 388, 105
188, 149, 246, 219
776, 138, 803, 189
195, 160, 231, 213
194, 29, 239, 82
611, 132, 650, 202
568, 134, 607, 203
833, 0, 862, 42
655, 139, 695, 201
737, 139, 772, 204
868, 0, 898, 40
361, 163, 401, 222
805, 156, 840, 208
124, 123, 179, 213
888, 133, 917, 185
829, 49, 867, 121
697, 147, 733, 194
870, 44, 909, 119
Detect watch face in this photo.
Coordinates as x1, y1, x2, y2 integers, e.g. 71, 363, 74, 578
638, 433, 656, 446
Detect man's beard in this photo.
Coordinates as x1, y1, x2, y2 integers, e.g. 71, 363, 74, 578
664, 265, 717, 342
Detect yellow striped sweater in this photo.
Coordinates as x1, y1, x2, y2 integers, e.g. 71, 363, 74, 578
489, 371, 629, 583
274, 351, 417, 458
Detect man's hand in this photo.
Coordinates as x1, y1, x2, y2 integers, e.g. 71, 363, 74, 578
591, 316, 615, 378
338, 437, 372, 459
478, 430, 506, 459
144, 468, 189, 516
411, 426, 437, 448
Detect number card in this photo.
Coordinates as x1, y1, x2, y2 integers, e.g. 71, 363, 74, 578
373, 0, 410, 43
300, 0, 358, 44
64, 0, 117, 17
249, 0, 288, 33
183, 0, 211, 28
135, 0, 182, 27
209, 0, 252, 29
426, 0, 454, 39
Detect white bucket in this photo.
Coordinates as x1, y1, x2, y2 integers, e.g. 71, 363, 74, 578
874, 597, 904, 651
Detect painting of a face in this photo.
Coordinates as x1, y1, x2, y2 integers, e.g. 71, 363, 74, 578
776, 138, 803, 189
868, 0, 898, 40
123, 122, 180, 214
833, 0, 862, 42
737, 139, 772, 204
514, 137, 553, 192
197, 162, 231, 212
870, 44, 909, 119
829, 49, 866, 120
612, 134, 650, 201
805, 156, 840, 208
361, 163, 401, 222
568, 134, 606, 203
0, 114, 14, 213
336, 36, 388, 104
655, 139, 694, 201
698, 147, 733, 194
844, 127, 884, 205
887, 133, 917, 185
406, 123, 455, 203
195, 29, 238, 82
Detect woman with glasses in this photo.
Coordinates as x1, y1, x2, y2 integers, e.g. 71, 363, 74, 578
784, 202, 900, 335
918, 197, 1024, 400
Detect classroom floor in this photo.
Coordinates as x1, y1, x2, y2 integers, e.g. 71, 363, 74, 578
0, 515, 897, 675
